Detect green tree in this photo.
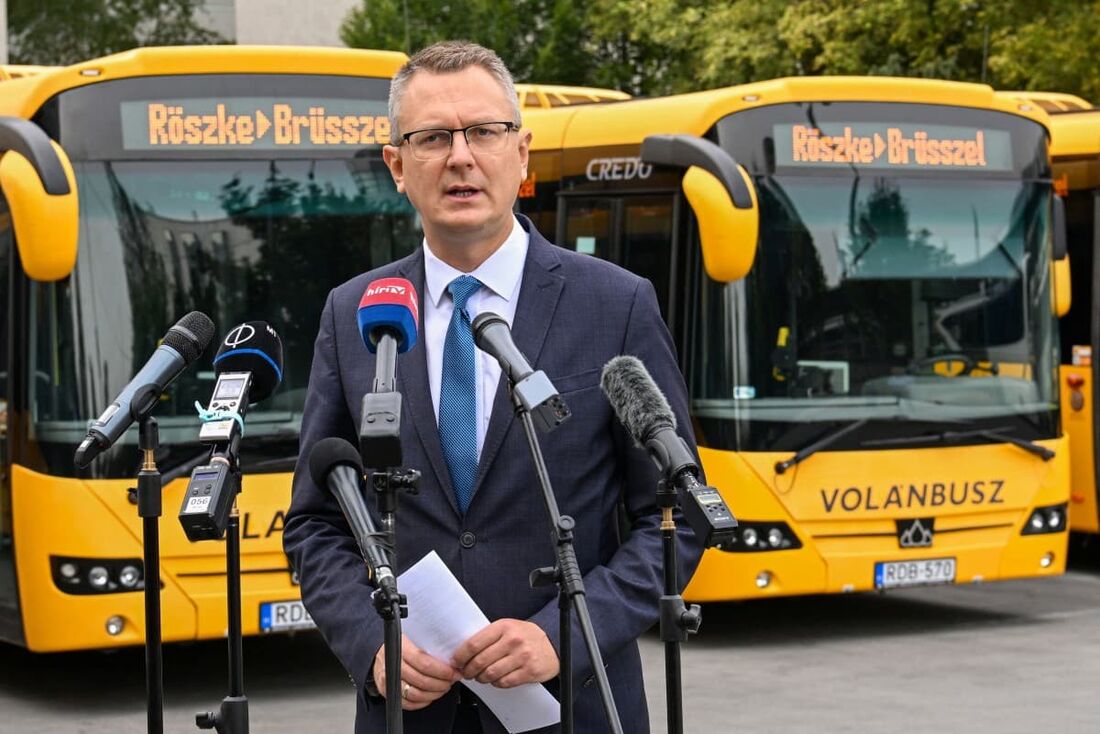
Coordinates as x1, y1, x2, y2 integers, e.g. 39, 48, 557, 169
590, 0, 1100, 101
8, 0, 224, 66
341, 0, 608, 84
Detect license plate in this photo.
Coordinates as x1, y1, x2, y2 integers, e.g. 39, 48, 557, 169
874, 557, 956, 589
260, 600, 316, 633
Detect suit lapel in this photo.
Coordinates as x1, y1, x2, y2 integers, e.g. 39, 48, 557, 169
472, 223, 564, 502
396, 252, 461, 517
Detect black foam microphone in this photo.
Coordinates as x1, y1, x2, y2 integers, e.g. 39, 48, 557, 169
75, 311, 215, 468
471, 312, 571, 432
309, 437, 397, 596
213, 320, 284, 402
600, 355, 737, 547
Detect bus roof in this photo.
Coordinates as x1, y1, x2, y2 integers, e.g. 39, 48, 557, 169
516, 83, 630, 109
525, 75, 1053, 150
1044, 108, 1100, 158
0, 45, 408, 118
994, 90, 1093, 113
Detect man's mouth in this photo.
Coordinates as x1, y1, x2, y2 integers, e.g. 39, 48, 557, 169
447, 185, 480, 199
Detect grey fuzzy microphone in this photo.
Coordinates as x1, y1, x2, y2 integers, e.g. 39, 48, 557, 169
600, 355, 677, 447
600, 355, 696, 479
601, 355, 739, 548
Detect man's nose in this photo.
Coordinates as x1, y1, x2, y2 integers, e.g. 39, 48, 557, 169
446, 131, 476, 167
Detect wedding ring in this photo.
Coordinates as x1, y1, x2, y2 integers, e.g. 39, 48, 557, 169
402, 681, 411, 700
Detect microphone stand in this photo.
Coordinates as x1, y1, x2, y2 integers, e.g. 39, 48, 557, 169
196, 432, 249, 734
135, 411, 166, 734
513, 388, 625, 734
656, 480, 702, 734
359, 334, 416, 734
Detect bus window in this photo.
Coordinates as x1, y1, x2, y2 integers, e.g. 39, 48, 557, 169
563, 198, 613, 259
621, 195, 674, 320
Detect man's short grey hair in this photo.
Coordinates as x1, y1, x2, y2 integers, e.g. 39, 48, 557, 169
388, 40, 522, 141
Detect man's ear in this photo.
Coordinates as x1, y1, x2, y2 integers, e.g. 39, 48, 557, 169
518, 128, 532, 178
382, 145, 406, 193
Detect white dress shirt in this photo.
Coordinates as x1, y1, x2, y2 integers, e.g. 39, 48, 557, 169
423, 216, 529, 458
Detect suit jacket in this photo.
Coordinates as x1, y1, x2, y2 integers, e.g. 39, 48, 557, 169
283, 215, 704, 733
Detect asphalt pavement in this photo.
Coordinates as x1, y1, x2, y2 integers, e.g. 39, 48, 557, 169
4, 544, 1100, 733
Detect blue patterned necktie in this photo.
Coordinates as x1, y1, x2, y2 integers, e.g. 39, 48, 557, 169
439, 275, 483, 514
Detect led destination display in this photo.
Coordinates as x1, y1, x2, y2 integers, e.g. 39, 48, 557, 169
121, 97, 391, 150
774, 122, 1013, 171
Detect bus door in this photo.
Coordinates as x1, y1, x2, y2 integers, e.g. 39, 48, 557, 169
556, 193, 681, 327
1058, 157, 1100, 533
0, 211, 17, 640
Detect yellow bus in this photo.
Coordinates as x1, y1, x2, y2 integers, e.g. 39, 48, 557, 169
0, 45, 421, 652
1038, 103, 1100, 534
520, 76, 1072, 600
515, 83, 630, 109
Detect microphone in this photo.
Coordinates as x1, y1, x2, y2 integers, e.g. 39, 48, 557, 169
471, 312, 571, 432
198, 320, 284, 445
357, 277, 418, 468
213, 320, 285, 402
600, 355, 737, 547
357, 277, 418, 389
75, 311, 215, 468
179, 321, 284, 541
309, 437, 398, 597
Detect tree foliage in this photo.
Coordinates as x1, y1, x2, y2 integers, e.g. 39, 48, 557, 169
8, 0, 224, 66
342, 0, 1100, 102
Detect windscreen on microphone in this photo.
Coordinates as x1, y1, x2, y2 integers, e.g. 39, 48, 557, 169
213, 321, 284, 403
357, 277, 419, 354
165, 311, 216, 364
309, 436, 365, 488
600, 355, 677, 447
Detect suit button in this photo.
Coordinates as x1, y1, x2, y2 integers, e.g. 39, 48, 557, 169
460, 531, 476, 548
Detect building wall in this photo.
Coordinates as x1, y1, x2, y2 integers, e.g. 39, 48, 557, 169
233, 0, 360, 47
199, 0, 237, 42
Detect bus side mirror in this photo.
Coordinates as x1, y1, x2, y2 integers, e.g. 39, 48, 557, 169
1052, 194, 1068, 261
1053, 254, 1072, 317
641, 134, 759, 282
0, 117, 79, 281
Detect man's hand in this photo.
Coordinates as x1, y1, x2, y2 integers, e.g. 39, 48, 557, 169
373, 635, 461, 711
451, 619, 559, 688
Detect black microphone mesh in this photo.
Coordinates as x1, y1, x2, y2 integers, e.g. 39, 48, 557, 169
309, 436, 364, 488
164, 311, 215, 364
600, 355, 677, 447
214, 321, 284, 403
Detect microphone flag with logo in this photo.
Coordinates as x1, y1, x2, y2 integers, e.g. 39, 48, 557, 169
213, 320, 284, 403
357, 277, 418, 354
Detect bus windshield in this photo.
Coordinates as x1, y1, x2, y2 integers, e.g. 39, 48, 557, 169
691, 102, 1058, 452
20, 72, 421, 479
29, 157, 417, 478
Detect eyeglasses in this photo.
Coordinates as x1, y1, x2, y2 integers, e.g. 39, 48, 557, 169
399, 121, 518, 161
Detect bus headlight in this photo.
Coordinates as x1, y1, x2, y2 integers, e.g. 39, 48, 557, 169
118, 565, 143, 589
1022, 504, 1067, 535
719, 522, 802, 553
87, 567, 110, 589
50, 556, 145, 595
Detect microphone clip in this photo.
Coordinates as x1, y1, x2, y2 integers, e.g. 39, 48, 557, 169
359, 391, 403, 469
509, 370, 571, 432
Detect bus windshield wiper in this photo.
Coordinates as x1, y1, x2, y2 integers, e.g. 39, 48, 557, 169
775, 418, 871, 474
861, 427, 1054, 461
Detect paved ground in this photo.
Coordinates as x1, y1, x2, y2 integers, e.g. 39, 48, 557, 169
4, 543, 1100, 733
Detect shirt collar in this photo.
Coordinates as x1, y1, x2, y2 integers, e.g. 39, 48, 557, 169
423, 216, 529, 307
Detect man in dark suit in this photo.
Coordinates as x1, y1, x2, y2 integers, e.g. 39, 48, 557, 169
284, 41, 703, 733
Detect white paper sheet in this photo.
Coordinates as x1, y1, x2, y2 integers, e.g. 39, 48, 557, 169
398, 551, 561, 733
